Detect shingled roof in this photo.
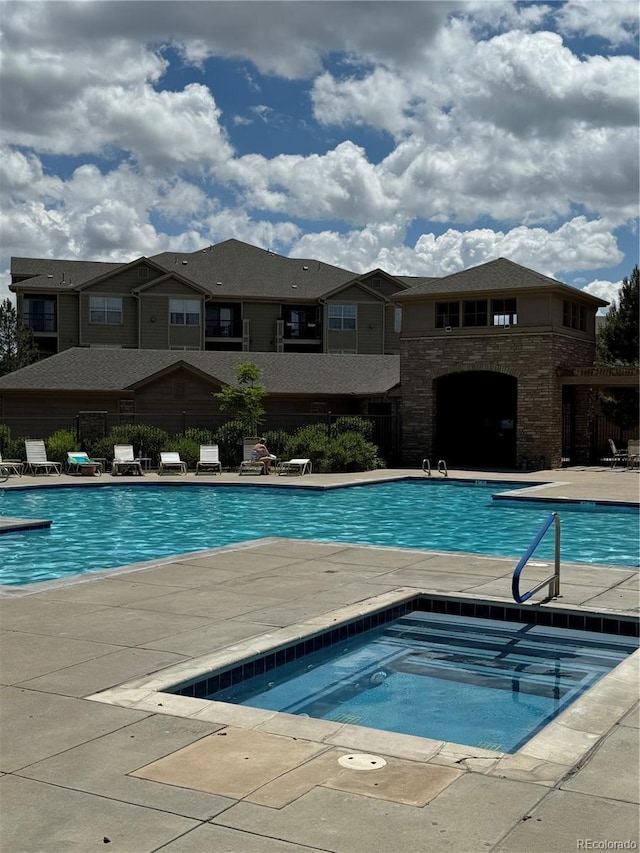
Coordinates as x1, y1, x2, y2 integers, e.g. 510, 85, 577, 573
11, 258, 122, 291
396, 258, 608, 306
0, 348, 400, 396
150, 239, 357, 300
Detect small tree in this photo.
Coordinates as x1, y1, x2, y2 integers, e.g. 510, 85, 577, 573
596, 266, 639, 430
0, 299, 39, 376
214, 363, 266, 436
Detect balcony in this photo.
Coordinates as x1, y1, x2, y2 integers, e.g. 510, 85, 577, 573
205, 321, 243, 338
283, 322, 321, 340
22, 313, 57, 333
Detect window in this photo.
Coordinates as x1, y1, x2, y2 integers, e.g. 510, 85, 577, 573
463, 300, 488, 327
491, 298, 517, 326
23, 297, 56, 332
394, 307, 402, 333
563, 301, 585, 331
436, 302, 460, 328
328, 305, 357, 331
170, 299, 200, 326
90, 296, 122, 325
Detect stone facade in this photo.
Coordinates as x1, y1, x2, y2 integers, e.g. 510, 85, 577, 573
401, 331, 596, 469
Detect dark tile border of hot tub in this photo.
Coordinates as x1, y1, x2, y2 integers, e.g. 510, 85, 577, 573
169, 592, 639, 700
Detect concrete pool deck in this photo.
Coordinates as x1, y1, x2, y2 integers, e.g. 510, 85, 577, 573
0, 467, 638, 852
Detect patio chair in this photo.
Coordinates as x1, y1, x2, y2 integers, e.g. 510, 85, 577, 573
67, 452, 103, 476
626, 440, 639, 470
24, 440, 62, 475
111, 445, 144, 476
158, 452, 187, 475
608, 439, 628, 468
239, 437, 272, 475
195, 444, 222, 475
0, 451, 23, 477
278, 458, 312, 476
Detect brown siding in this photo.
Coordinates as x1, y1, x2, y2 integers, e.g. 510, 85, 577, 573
144, 280, 200, 296
83, 269, 149, 295
169, 324, 202, 349
134, 368, 219, 413
384, 304, 401, 354
328, 285, 379, 302
79, 293, 139, 347
356, 303, 385, 354
140, 295, 169, 349
58, 293, 80, 350
243, 302, 279, 352
327, 329, 357, 352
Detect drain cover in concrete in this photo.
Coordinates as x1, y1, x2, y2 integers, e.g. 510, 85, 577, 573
338, 753, 387, 770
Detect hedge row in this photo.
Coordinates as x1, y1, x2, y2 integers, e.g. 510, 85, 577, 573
0, 418, 384, 473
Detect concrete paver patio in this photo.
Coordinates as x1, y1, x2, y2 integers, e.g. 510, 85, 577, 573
0, 467, 638, 852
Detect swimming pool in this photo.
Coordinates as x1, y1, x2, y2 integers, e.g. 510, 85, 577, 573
1, 480, 638, 586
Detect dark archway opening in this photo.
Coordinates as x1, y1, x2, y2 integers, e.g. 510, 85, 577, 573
436, 371, 517, 468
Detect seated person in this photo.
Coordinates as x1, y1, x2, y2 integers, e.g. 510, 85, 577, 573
251, 439, 275, 474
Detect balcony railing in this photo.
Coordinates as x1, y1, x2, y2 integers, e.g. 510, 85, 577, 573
205, 322, 243, 338
283, 322, 322, 340
22, 313, 57, 333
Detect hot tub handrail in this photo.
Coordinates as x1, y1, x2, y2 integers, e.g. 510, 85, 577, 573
512, 512, 560, 604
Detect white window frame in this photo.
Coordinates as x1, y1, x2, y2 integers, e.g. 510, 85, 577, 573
170, 299, 201, 326
328, 304, 357, 331
394, 307, 402, 333
89, 296, 122, 325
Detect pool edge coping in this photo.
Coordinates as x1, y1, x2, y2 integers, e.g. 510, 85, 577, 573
86, 586, 640, 787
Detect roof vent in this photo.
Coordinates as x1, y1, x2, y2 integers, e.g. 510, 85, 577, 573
303, 265, 309, 270
216, 281, 222, 286
47, 274, 53, 279
182, 260, 188, 265
291, 284, 298, 288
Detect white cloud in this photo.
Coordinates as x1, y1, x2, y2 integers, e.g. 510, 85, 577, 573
582, 278, 622, 312
555, 0, 639, 46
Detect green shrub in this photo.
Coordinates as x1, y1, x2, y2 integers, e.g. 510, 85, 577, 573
283, 423, 332, 469
331, 416, 374, 441
184, 427, 216, 446
323, 431, 378, 472
162, 436, 201, 469
0, 426, 26, 460
46, 429, 79, 466
90, 424, 169, 465
261, 429, 289, 460
214, 419, 246, 467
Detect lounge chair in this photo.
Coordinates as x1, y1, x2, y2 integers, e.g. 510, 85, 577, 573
24, 440, 62, 475
196, 444, 222, 475
111, 445, 144, 476
239, 437, 274, 475
158, 452, 187, 475
278, 458, 312, 476
626, 440, 639, 470
608, 439, 628, 468
0, 452, 23, 477
67, 452, 103, 476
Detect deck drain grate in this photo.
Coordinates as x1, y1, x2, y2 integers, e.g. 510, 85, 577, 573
338, 753, 387, 770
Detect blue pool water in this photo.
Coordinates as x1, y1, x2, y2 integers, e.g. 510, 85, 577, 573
0, 480, 638, 585
201, 611, 637, 752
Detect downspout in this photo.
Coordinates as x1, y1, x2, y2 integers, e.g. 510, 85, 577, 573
319, 297, 327, 352
132, 291, 140, 348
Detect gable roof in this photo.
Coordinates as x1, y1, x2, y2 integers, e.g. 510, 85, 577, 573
396, 257, 608, 306
0, 348, 399, 397
150, 239, 356, 301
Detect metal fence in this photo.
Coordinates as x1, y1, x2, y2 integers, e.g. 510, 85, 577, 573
0, 410, 401, 464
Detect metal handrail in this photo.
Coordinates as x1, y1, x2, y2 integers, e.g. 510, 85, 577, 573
422, 459, 431, 476
422, 458, 448, 477
512, 512, 561, 603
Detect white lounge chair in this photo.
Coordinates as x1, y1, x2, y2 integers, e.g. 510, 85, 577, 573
278, 458, 312, 476
24, 440, 62, 475
626, 440, 639, 470
158, 452, 187, 475
0, 451, 23, 477
67, 452, 103, 475
111, 445, 144, 476
196, 444, 222, 475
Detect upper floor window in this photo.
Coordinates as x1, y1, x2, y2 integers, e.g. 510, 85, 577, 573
394, 307, 402, 333
436, 301, 460, 328
90, 296, 122, 325
329, 305, 357, 331
492, 298, 517, 326
563, 301, 585, 331
463, 300, 488, 327
22, 296, 57, 332
170, 299, 200, 326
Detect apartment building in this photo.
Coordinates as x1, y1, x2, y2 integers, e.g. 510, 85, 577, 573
10, 239, 408, 357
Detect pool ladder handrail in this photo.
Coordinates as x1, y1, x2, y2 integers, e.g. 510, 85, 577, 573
512, 512, 561, 603
422, 459, 448, 477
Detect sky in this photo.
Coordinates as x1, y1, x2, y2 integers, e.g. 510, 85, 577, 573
1, 0, 638, 310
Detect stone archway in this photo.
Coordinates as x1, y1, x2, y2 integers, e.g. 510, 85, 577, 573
435, 371, 517, 468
